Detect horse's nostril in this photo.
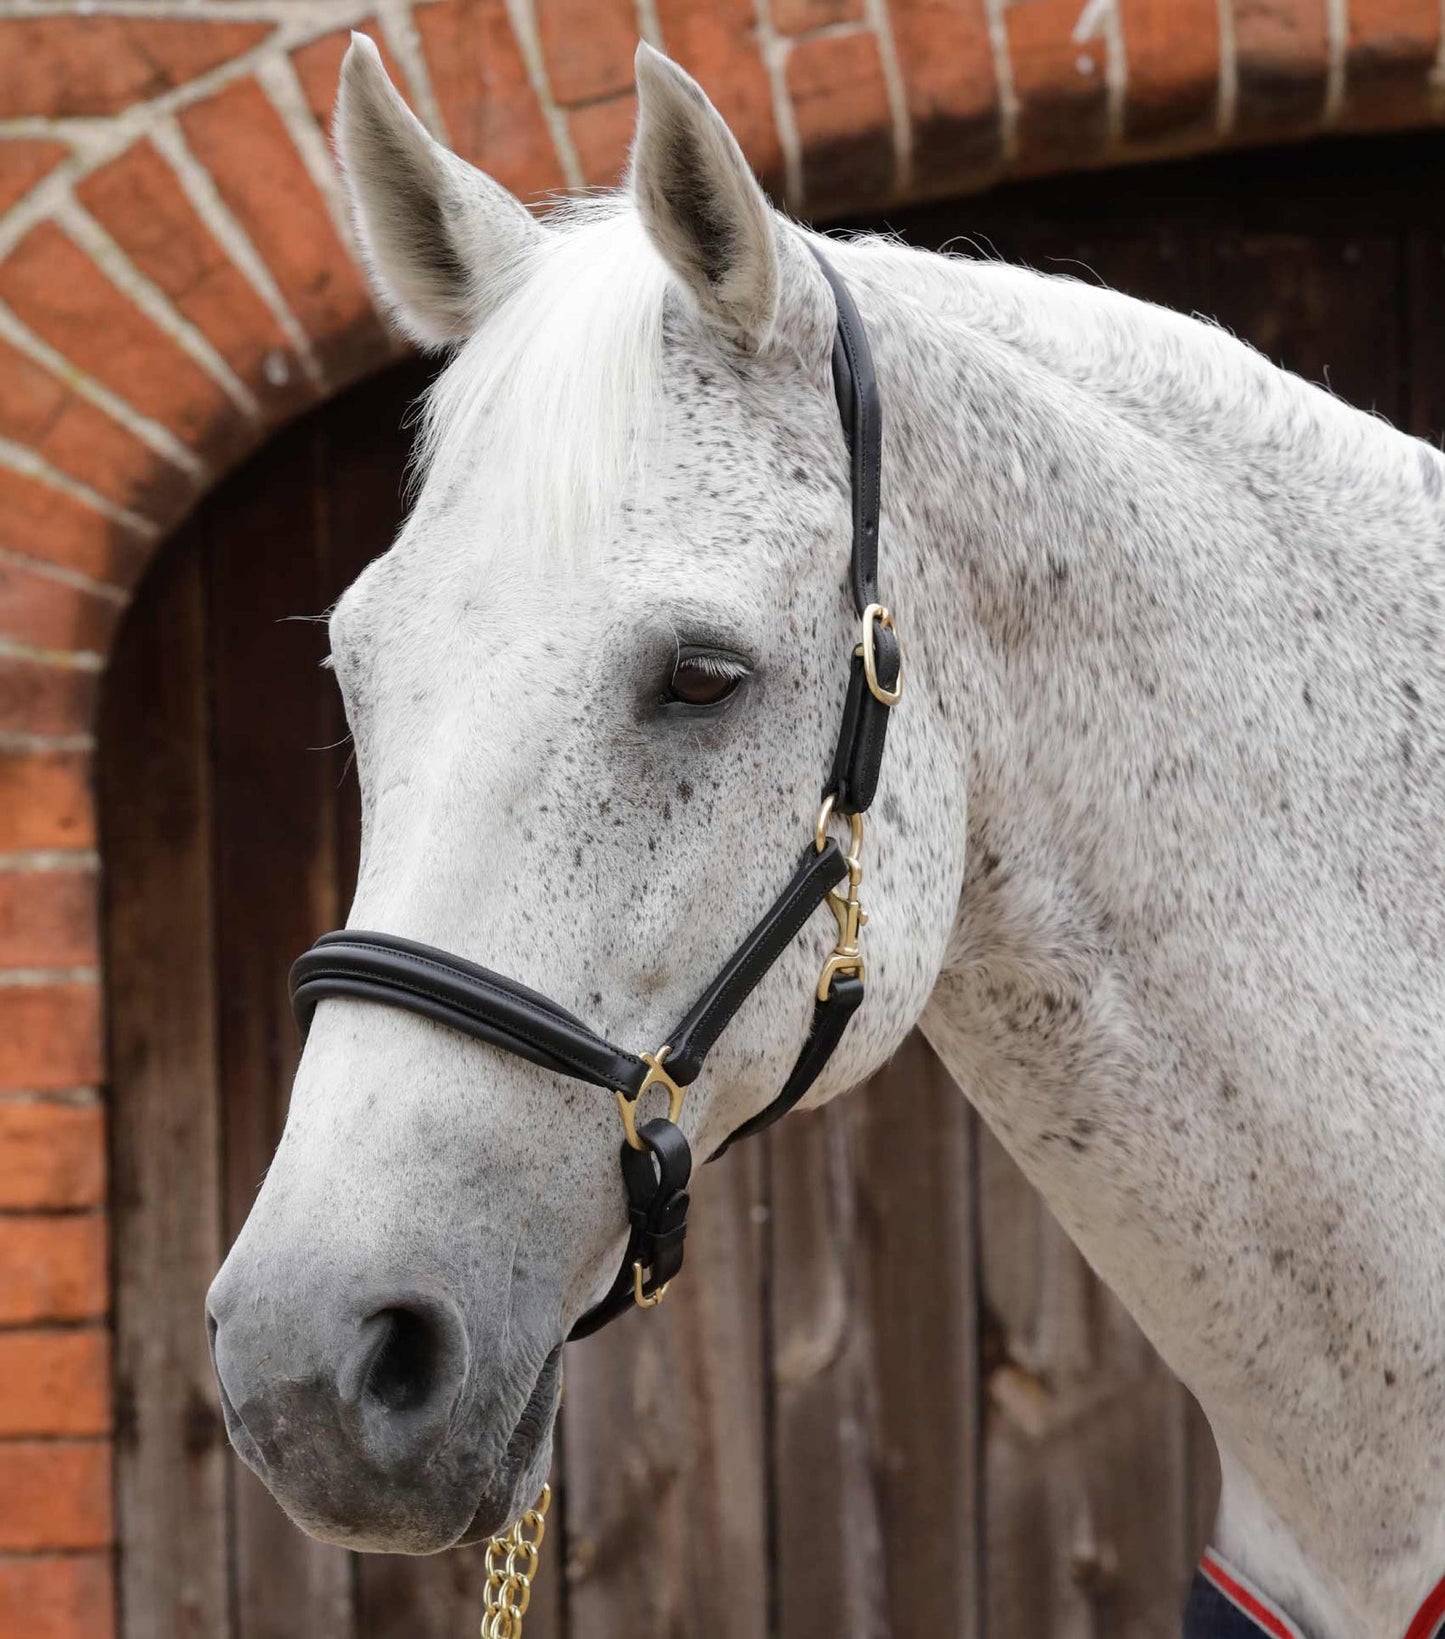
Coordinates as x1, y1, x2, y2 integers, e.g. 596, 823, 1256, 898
362, 1307, 441, 1413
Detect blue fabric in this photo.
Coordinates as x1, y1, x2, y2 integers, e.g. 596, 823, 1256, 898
1183, 1569, 1296, 1638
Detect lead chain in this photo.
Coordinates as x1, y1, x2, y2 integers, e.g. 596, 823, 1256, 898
479, 1484, 551, 1639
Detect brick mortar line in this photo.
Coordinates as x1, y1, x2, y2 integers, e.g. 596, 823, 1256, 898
376, 0, 451, 141
1215, 0, 1238, 135
863, 0, 914, 199
752, 0, 804, 210
0, 736, 94, 757
0, 3, 399, 415
150, 115, 326, 395
254, 51, 366, 279
1069, 0, 1127, 147
0, 1083, 102, 1099
1323, 0, 1347, 124
0, 300, 206, 482
982, 0, 1019, 164
19, 194, 265, 422
0, 544, 130, 605
0, 851, 100, 870
503, 0, 585, 190
0, 436, 158, 541
0, 638, 105, 672
633, 0, 665, 50
0, 964, 98, 983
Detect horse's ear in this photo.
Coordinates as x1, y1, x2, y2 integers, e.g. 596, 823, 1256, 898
630, 44, 778, 349
335, 33, 541, 349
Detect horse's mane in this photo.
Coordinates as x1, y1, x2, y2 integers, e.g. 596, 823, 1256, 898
416, 195, 671, 568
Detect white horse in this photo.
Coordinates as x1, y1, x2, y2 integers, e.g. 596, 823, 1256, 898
205, 35, 1445, 1639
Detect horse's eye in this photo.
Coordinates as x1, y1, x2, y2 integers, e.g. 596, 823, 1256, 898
665, 650, 746, 708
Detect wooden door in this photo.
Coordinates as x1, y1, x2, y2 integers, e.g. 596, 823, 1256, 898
100, 131, 1442, 1639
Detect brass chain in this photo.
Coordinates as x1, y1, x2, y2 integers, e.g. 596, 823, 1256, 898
479, 1484, 551, 1639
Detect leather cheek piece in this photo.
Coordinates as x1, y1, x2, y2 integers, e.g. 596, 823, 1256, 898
826, 623, 900, 815
663, 839, 849, 1085
814, 249, 882, 613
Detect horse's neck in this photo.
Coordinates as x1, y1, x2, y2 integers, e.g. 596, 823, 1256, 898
856, 241, 1445, 1639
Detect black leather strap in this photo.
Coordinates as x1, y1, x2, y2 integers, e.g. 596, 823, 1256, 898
811, 247, 881, 613
709, 973, 865, 1159
810, 246, 899, 817
826, 631, 900, 814
664, 839, 848, 1084
568, 1118, 692, 1341
291, 930, 647, 1096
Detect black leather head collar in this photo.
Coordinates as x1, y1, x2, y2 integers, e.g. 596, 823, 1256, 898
289, 244, 900, 1340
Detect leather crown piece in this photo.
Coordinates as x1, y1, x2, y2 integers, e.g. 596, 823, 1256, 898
289, 244, 900, 1340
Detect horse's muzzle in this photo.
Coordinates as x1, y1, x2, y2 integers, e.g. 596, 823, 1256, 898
205, 1270, 479, 1550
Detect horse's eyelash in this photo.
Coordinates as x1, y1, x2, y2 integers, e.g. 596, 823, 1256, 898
676, 649, 750, 680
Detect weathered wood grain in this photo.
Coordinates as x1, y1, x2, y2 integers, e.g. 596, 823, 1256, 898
979, 1126, 1194, 1639
770, 1032, 983, 1639
104, 541, 231, 1639
563, 1142, 770, 1638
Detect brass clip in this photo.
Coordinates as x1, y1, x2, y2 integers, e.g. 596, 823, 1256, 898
631, 1261, 670, 1309
615, 1045, 686, 1152
814, 797, 867, 1001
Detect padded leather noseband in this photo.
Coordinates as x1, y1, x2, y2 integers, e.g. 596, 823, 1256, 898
289, 245, 900, 1340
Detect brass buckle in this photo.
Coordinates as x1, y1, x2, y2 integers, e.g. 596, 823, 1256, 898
615, 1045, 685, 1152
814, 796, 867, 1001
631, 1261, 670, 1309
855, 603, 903, 706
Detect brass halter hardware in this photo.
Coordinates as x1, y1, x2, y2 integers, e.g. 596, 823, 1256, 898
856, 603, 903, 706
814, 796, 867, 1001
480, 1483, 551, 1639
615, 1045, 686, 1152
631, 1260, 670, 1308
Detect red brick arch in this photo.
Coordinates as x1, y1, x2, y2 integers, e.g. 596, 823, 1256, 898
0, 0, 1439, 1628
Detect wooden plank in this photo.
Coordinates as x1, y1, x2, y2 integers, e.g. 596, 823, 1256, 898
769, 1032, 982, 1639
979, 1130, 1193, 1639
102, 536, 231, 1639
563, 1141, 769, 1638
204, 413, 357, 1639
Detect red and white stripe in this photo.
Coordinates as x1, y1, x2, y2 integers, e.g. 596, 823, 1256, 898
1199, 1550, 1310, 1639
1403, 1574, 1445, 1639
1202, 1551, 1445, 1639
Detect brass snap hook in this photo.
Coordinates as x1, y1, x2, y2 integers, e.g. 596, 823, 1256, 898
813, 797, 867, 1000
631, 1261, 670, 1309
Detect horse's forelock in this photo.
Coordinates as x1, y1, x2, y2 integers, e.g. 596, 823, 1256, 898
414, 197, 674, 570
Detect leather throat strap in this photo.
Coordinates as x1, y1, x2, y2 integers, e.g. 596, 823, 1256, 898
288, 244, 895, 1341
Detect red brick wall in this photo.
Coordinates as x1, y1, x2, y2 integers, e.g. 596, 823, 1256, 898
0, 1, 1439, 1632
